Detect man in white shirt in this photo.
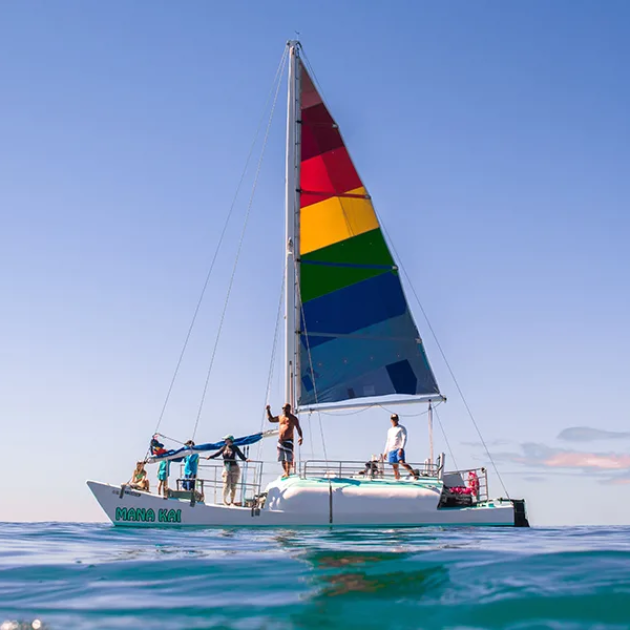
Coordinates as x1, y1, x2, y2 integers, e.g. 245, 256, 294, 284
383, 414, 418, 480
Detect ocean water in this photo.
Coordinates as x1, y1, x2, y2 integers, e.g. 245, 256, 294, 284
0, 524, 628, 630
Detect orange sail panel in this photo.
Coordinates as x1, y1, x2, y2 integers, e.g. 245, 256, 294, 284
297, 62, 440, 406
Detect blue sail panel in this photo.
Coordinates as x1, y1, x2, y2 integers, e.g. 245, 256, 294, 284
298, 310, 439, 406
300, 271, 407, 349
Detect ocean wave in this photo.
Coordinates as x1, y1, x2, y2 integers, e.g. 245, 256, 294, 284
0, 524, 629, 629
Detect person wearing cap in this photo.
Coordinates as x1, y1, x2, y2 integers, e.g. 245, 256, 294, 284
206, 435, 250, 505
383, 414, 418, 480
150, 435, 166, 457
182, 440, 199, 491
266, 403, 303, 478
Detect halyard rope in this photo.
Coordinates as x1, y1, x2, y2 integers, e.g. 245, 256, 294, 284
191, 49, 287, 440
153, 47, 289, 436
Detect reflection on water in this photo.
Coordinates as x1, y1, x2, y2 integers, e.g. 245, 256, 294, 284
306, 550, 447, 598
310, 551, 400, 568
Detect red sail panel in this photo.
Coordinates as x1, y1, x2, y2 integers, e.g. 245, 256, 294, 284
300, 148, 363, 208
299, 62, 364, 209
301, 114, 344, 162
301, 65, 323, 109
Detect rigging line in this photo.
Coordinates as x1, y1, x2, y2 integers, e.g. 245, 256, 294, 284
261, 273, 285, 421
307, 407, 314, 461
293, 256, 329, 464
376, 218, 510, 498
316, 405, 426, 418
433, 405, 458, 470
191, 54, 286, 441
377, 402, 437, 418
154, 432, 187, 446
317, 407, 371, 417
314, 399, 443, 418
255, 273, 285, 462
153, 47, 289, 435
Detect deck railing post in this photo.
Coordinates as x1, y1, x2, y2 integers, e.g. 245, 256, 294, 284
484, 468, 488, 500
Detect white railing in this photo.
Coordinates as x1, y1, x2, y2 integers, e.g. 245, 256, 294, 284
173, 460, 266, 506
298, 459, 442, 481
153, 457, 489, 507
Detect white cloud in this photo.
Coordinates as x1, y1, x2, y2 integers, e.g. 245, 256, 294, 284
557, 426, 630, 442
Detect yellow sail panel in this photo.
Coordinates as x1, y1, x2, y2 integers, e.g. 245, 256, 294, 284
300, 187, 379, 255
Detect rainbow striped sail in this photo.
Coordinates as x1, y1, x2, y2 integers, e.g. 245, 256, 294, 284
297, 63, 440, 407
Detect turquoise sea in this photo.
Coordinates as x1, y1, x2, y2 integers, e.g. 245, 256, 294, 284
0, 523, 628, 630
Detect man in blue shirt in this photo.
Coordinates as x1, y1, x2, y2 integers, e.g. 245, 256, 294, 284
183, 440, 199, 491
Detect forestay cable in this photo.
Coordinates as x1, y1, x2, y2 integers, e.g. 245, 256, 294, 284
192, 53, 287, 440
294, 257, 329, 465
434, 405, 458, 470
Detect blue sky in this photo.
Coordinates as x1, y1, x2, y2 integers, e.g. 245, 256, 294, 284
1, 1, 629, 525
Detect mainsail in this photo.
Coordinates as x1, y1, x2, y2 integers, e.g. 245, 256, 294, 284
297, 62, 440, 407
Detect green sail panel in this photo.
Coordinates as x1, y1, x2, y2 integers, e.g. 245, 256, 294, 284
300, 229, 394, 303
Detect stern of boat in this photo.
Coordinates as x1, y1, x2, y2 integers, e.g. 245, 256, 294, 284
511, 498, 530, 527
439, 466, 530, 527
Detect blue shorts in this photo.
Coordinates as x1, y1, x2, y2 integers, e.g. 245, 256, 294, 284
387, 449, 406, 464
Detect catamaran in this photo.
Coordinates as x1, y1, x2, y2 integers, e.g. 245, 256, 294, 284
88, 41, 529, 528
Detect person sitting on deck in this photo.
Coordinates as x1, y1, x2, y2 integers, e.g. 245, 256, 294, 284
266, 403, 303, 478
129, 461, 149, 492
182, 440, 199, 492
383, 414, 418, 480
206, 435, 251, 505
359, 455, 381, 479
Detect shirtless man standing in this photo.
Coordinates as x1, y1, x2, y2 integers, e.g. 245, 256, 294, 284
266, 403, 303, 477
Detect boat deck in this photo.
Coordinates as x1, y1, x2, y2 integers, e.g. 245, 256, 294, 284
158, 459, 489, 509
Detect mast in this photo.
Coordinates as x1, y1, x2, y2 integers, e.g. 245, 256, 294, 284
285, 41, 301, 409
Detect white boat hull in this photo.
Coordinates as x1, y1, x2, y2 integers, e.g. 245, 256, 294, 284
87, 477, 524, 528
